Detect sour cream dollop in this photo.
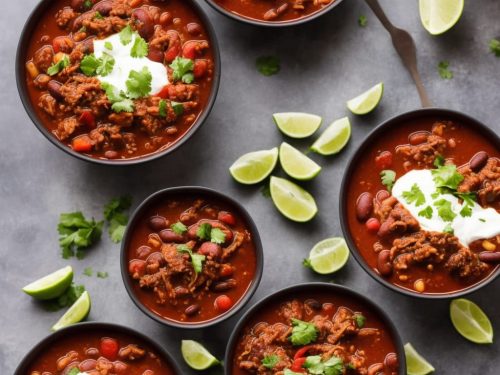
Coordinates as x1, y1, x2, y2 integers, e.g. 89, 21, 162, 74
392, 169, 500, 247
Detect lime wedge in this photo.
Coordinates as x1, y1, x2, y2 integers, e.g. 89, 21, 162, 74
22, 266, 73, 300
450, 298, 493, 344
310, 117, 351, 155
181, 340, 219, 370
419, 0, 464, 35
347, 83, 384, 115
305, 237, 349, 274
405, 343, 435, 375
229, 147, 278, 185
273, 112, 322, 138
279, 142, 322, 181
52, 291, 91, 331
269, 176, 318, 222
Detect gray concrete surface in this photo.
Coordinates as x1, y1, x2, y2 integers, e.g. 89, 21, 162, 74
1, 0, 500, 373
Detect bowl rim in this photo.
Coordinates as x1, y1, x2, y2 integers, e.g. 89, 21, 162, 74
224, 282, 407, 374
15, 0, 221, 166
339, 107, 500, 300
13, 321, 182, 374
204, 0, 344, 27
120, 186, 264, 329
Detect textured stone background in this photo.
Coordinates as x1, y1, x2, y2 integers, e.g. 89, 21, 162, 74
1, 0, 499, 373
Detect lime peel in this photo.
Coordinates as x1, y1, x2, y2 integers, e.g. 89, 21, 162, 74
419, 0, 464, 35
404, 343, 435, 375
52, 290, 91, 331
229, 147, 278, 185
269, 176, 318, 222
273, 112, 322, 138
181, 340, 219, 370
347, 83, 384, 115
279, 142, 322, 181
450, 298, 493, 344
22, 266, 74, 300
306, 237, 349, 274
310, 117, 351, 156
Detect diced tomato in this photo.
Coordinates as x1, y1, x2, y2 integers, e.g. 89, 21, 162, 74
293, 345, 313, 360
366, 218, 381, 233
164, 44, 180, 63
322, 303, 334, 314
218, 211, 236, 226
52, 36, 74, 54
156, 85, 173, 99
219, 264, 234, 278
214, 295, 233, 312
375, 151, 393, 169
128, 259, 146, 278
193, 59, 208, 79
79, 110, 96, 128
100, 338, 119, 360
71, 135, 93, 153
290, 357, 307, 372
182, 41, 198, 59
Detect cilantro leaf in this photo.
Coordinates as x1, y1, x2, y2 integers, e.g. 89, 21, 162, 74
418, 205, 433, 219
104, 196, 132, 220
97, 271, 109, 279
402, 184, 426, 207
284, 370, 303, 375
83, 0, 93, 10
83, 267, 93, 276
159, 100, 167, 117
126, 67, 152, 99
47, 55, 70, 76
434, 155, 445, 167
443, 223, 454, 234
303, 258, 312, 269
176, 244, 205, 274
262, 355, 279, 369
131, 35, 149, 58
479, 218, 486, 223
290, 319, 318, 346
43, 283, 85, 311
256, 56, 280, 76
460, 204, 472, 218
358, 15, 367, 27
171, 221, 187, 235
304, 355, 343, 375
210, 228, 226, 244
438, 61, 453, 79
490, 38, 500, 57
431, 164, 464, 190
104, 41, 113, 50
354, 314, 366, 328
96, 52, 115, 76
433, 199, 456, 222
196, 223, 212, 240
380, 170, 396, 192
58, 212, 103, 259
103, 196, 132, 243
170, 57, 195, 83
101, 82, 134, 113
94, 11, 104, 20
112, 99, 134, 113
120, 25, 134, 45
67, 368, 80, 375
80, 54, 100, 76
171, 101, 184, 116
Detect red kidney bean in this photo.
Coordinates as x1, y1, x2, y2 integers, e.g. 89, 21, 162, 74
147, 48, 164, 63
53, 36, 74, 54
479, 251, 500, 264
367, 363, 384, 375
186, 22, 202, 36
384, 352, 398, 371
409, 131, 429, 145
198, 242, 222, 259
159, 12, 172, 26
376, 190, 390, 202
79, 37, 95, 54
132, 8, 154, 39
365, 218, 381, 233
174, 286, 189, 296
377, 250, 393, 276
93, 0, 113, 15
213, 279, 236, 292
469, 151, 489, 172
375, 151, 393, 169
305, 299, 322, 311
148, 215, 168, 231
47, 80, 63, 100
104, 150, 119, 159
159, 229, 184, 243
142, 371, 154, 375
129, 259, 146, 278
184, 304, 200, 316
135, 245, 152, 259
146, 252, 164, 266
79, 359, 97, 371
377, 221, 391, 238
113, 361, 128, 373
356, 192, 374, 222
85, 348, 99, 357
217, 211, 236, 226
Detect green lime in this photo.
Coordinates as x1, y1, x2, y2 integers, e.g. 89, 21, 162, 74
347, 83, 384, 115
310, 117, 351, 155
404, 343, 435, 375
279, 142, 322, 181
305, 237, 349, 274
273, 112, 322, 138
269, 176, 318, 222
181, 340, 219, 370
450, 298, 493, 344
22, 266, 73, 300
52, 291, 91, 331
419, 0, 464, 35
229, 147, 278, 185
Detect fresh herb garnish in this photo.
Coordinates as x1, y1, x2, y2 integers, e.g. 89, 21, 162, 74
418, 205, 433, 219
94, 11, 104, 20
47, 55, 70, 76
210, 228, 226, 244
58, 212, 103, 259
67, 368, 80, 375
380, 170, 396, 192
176, 244, 206, 274
479, 218, 486, 223
196, 223, 212, 240
119, 25, 133, 45
303, 355, 344, 375
80, 53, 115, 77
171, 101, 184, 116
43, 283, 85, 311
354, 314, 366, 328
433, 199, 456, 222
434, 155, 445, 167
170, 57, 195, 83
290, 318, 318, 346
459, 204, 472, 218
104, 196, 132, 243
358, 15, 367, 27
284, 370, 303, 375
402, 184, 426, 207
97, 271, 108, 279
443, 223, 454, 234
97, 52, 115, 76
101, 83, 134, 113
195, 223, 226, 244
489, 38, 500, 57
256, 55, 280, 76
126, 67, 152, 99
83, 0, 93, 10
158, 100, 167, 117
261, 184, 271, 198
302, 258, 312, 269
104, 41, 113, 50
131, 35, 149, 58
262, 355, 280, 369
438, 61, 453, 79
431, 164, 464, 190
83, 267, 93, 276
171, 221, 187, 235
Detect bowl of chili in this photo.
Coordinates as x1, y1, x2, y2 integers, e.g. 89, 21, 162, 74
16, 0, 220, 164
340, 108, 500, 299
121, 186, 264, 329
14, 322, 181, 374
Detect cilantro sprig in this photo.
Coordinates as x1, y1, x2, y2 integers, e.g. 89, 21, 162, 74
126, 67, 152, 99
402, 183, 426, 207
418, 205, 433, 219
433, 199, 456, 222
290, 319, 318, 346
262, 355, 280, 369
47, 55, 70, 76
438, 61, 453, 79
103, 196, 132, 243
256, 56, 280, 76
131, 35, 149, 58
58, 212, 103, 259
380, 170, 396, 192
101, 82, 134, 113
489, 38, 500, 57
195, 223, 227, 244
80, 53, 115, 77
177, 244, 206, 274
171, 221, 187, 235
170, 57, 195, 83
303, 355, 344, 375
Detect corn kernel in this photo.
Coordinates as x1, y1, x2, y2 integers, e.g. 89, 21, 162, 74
26, 61, 39, 79
426, 264, 434, 271
398, 274, 408, 282
482, 240, 496, 252
414, 279, 425, 293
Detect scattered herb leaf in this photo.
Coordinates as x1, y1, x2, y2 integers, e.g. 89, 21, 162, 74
290, 318, 318, 346
358, 15, 367, 27
83, 267, 93, 276
443, 223, 454, 234
119, 25, 133, 45
176, 244, 206, 274
170, 57, 195, 83
104, 41, 113, 50
196, 223, 212, 240
101, 82, 134, 113
489, 38, 500, 57
43, 283, 85, 311
94, 11, 104, 20
262, 355, 279, 369
97, 271, 109, 279
210, 228, 226, 244
433, 199, 456, 222
380, 170, 396, 192
402, 184, 426, 207
479, 218, 486, 223
418, 205, 433, 219
354, 314, 366, 328
438, 61, 453, 79
104, 196, 132, 243
434, 155, 445, 167
171, 221, 187, 235
256, 56, 280, 76
126, 67, 152, 99
131, 36, 148, 58
158, 100, 167, 117
171, 101, 184, 116
431, 164, 464, 190
47, 55, 70, 76
58, 212, 103, 259
304, 355, 344, 375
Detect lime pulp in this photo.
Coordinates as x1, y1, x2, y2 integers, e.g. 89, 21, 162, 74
306, 237, 350, 274
52, 291, 91, 331
269, 176, 318, 222
181, 340, 219, 370
450, 298, 493, 344
22, 265, 74, 300
279, 142, 322, 181
419, 0, 464, 35
310, 117, 351, 155
273, 112, 322, 138
229, 147, 278, 185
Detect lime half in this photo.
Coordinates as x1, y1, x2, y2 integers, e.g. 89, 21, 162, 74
229, 147, 278, 185
52, 291, 91, 331
450, 298, 493, 344
305, 237, 349, 274
419, 0, 464, 35
347, 83, 384, 115
279, 142, 322, 181
273, 112, 322, 138
310, 117, 351, 155
181, 340, 219, 370
269, 176, 318, 222
405, 343, 435, 375
22, 266, 73, 300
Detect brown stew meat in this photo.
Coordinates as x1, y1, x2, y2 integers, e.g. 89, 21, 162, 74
213, 0, 334, 22
25, 0, 214, 160
346, 117, 500, 294
127, 196, 257, 323
233, 292, 399, 374
27, 330, 175, 374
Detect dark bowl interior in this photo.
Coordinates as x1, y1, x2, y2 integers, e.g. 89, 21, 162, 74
14, 322, 182, 374
225, 282, 406, 375
15, 0, 221, 166
120, 186, 264, 329
204, 0, 344, 27
340, 107, 500, 300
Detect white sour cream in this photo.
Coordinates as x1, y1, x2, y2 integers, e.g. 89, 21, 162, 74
392, 169, 500, 247
93, 33, 168, 95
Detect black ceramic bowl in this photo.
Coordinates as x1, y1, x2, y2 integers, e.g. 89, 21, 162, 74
205, 0, 344, 27
14, 322, 181, 374
225, 282, 406, 374
340, 107, 500, 299
121, 186, 264, 329
15, 0, 221, 165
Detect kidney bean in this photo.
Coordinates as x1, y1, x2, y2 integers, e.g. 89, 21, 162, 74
469, 151, 489, 172
135, 245, 152, 259
159, 229, 184, 243
47, 80, 63, 100
85, 348, 99, 357
93, 0, 113, 15
186, 22, 202, 36
184, 304, 200, 316
384, 352, 398, 370
146, 252, 164, 266
53, 36, 75, 54
147, 47, 164, 63
375, 151, 393, 169
159, 12, 172, 26
376, 189, 390, 203
79, 37, 95, 54
33, 74, 50, 90
104, 150, 119, 159
217, 211, 236, 226
113, 361, 128, 373
304, 299, 322, 311
377, 221, 391, 238
79, 359, 97, 371
148, 215, 168, 231
174, 286, 189, 296
129, 259, 146, 278
479, 251, 500, 264
408, 131, 429, 145
367, 363, 384, 375
377, 250, 393, 276
132, 8, 154, 39
219, 263, 234, 277
198, 242, 222, 259
356, 192, 374, 222
213, 279, 236, 292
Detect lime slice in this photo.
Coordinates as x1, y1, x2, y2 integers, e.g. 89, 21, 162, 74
181, 340, 219, 370
22, 266, 73, 300
52, 291, 91, 331
450, 298, 493, 344
229, 147, 278, 185
405, 343, 435, 375
347, 83, 384, 115
419, 0, 464, 35
269, 176, 318, 222
310, 117, 351, 156
273, 112, 322, 138
306, 237, 349, 274
279, 142, 322, 181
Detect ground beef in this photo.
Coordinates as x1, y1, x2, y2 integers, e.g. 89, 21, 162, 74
39, 94, 57, 117
459, 158, 500, 206
445, 247, 490, 278
55, 7, 78, 28
374, 196, 419, 238
33, 46, 54, 72
55, 116, 81, 140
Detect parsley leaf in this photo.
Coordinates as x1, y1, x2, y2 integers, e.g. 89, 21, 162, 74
120, 25, 134, 45
489, 38, 500, 57
101, 82, 134, 113
159, 100, 167, 117
83, 0, 93, 10
131, 35, 149, 58
433, 199, 456, 222
96, 52, 115, 76
460, 204, 472, 218
431, 164, 464, 190
418, 205, 433, 219
438, 61, 453, 79
443, 223, 454, 234
126, 67, 152, 99
112, 99, 134, 113
83, 267, 93, 276
262, 355, 279, 369
171, 101, 184, 116
80, 54, 101, 76
171, 221, 187, 235
354, 314, 366, 328
290, 319, 318, 346
256, 56, 280, 76
402, 184, 426, 206
47, 55, 70, 76
97, 271, 109, 279
104, 196, 132, 243
176, 244, 205, 274
380, 170, 396, 192
170, 57, 195, 83
434, 155, 445, 167
58, 212, 103, 259
358, 15, 367, 27
196, 223, 212, 240
210, 228, 226, 244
